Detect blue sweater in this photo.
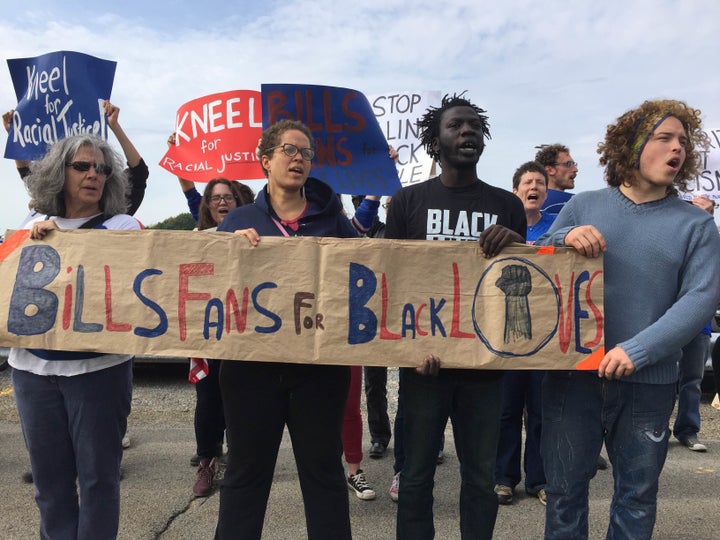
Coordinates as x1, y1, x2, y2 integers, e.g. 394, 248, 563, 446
537, 187, 720, 384
218, 177, 359, 238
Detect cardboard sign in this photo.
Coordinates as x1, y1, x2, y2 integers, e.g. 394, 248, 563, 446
4, 51, 116, 160
158, 90, 265, 182
682, 125, 720, 203
0, 230, 604, 370
261, 84, 402, 196
369, 91, 441, 187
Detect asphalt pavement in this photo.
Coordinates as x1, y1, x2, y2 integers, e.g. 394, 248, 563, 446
1, 362, 719, 539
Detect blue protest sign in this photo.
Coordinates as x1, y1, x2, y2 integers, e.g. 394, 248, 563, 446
261, 84, 401, 196
5, 51, 116, 160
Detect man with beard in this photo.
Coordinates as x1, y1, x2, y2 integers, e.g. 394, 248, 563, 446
535, 143, 578, 216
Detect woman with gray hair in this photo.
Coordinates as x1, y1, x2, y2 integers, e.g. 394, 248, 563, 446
9, 134, 141, 539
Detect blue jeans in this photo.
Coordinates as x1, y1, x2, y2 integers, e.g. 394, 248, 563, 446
397, 368, 501, 540
12, 361, 132, 540
541, 371, 675, 540
495, 370, 545, 493
673, 332, 709, 440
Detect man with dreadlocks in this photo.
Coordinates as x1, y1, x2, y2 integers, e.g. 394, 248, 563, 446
536, 99, 720, 539
385, 93, 526, 540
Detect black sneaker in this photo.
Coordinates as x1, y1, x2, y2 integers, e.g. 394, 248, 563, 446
679, 435, 707, 452
494, 484, 513, 505
347, 470, 376, 500
369, 442, 386, 459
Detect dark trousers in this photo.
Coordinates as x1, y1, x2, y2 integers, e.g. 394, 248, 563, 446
397, 369, 501, 540
363, 366, 391, 446
495, 370, 545, 493
216, 361, 351, 540
195, 359, 226, 458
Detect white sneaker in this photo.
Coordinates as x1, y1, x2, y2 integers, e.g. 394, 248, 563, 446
121, 431, 131, 449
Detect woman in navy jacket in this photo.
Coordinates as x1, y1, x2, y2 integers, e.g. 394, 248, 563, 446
215, 119, 358, 540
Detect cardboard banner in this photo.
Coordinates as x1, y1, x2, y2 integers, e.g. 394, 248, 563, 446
369, 91, 441, 187
261, 83, 402, 196
0, 230, 604, 370
4, 51, 116, 160
682, 125, 720, 203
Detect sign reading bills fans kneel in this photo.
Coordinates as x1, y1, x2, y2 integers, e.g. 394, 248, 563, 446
0, 230, 604, 370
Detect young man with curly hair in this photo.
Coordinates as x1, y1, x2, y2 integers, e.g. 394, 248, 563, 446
386, 93, 526, 540
536, 100, 720, 539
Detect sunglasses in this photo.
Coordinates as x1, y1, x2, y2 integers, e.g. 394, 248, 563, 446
65, 161, 112, 176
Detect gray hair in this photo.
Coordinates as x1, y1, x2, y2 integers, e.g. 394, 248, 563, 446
24, 134, 130, 218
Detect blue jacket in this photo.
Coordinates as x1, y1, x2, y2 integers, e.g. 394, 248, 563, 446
218, 177, 359, 238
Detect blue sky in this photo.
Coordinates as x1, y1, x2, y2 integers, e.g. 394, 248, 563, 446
2, 0, 719, 229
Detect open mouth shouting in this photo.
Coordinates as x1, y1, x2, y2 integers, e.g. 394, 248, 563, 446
667, 157, 682, 171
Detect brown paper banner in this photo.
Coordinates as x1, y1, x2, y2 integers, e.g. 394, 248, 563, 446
0, 229, 604, 370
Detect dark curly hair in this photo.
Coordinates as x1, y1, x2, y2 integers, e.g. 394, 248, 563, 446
597, 99, 707, 195
417, 92, 491, 162
198, 178, 255, 230
256, 119, 314, 178
534, 144, 570, 168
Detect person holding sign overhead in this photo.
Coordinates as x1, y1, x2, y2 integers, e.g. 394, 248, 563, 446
168, 131, 257, 498
8, 134, 142, 540
215, 119, 382, 540
3, 100, 149, 225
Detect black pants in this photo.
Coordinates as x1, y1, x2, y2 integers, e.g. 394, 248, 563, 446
195, 359, 225, 459
216, 361, 351, 540
363, 366, 391, 446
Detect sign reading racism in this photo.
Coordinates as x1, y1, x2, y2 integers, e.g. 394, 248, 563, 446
4, 51, 116, 160
0, 230, 604, 370
369, 91, 441, 187
158, 90, 265, 182
262, 84, 402, 196
682, 125, 720, 203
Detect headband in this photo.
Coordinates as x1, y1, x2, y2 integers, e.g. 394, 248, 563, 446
630, 112, 673, 169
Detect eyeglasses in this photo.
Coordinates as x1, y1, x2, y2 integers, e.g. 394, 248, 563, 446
209, 194, 236, 204
382, 201, 391, 210
552, 161, 578, 168
65, 161, 112, 176
269, 143, 315, 161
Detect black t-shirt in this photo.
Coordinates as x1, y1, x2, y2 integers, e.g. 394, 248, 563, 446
385, 176, 526, 241
385, 176, 527, 379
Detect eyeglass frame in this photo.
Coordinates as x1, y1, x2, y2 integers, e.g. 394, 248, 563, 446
65, 161, 112, 176
268, 143, 315, 161
209, 194, 237, 204
552, 160, 578, 168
